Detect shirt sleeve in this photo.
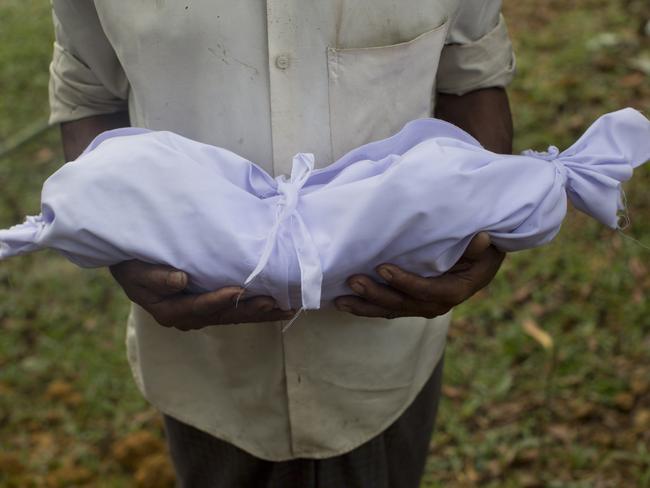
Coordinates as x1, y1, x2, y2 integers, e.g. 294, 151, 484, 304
49, 1, 129, 125
436, 0, 516, 96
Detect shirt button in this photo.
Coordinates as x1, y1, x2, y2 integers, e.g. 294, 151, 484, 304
275, 54, 290, 70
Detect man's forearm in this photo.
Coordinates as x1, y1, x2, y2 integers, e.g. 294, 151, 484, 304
435, 87, 513, 154
60, 111, 130, 161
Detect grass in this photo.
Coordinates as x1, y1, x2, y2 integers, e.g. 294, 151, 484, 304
1, 0, 649, 486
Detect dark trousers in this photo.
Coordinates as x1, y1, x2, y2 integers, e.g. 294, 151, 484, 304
163, 356, 444, 488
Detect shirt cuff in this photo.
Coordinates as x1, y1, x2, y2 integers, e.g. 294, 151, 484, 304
48, 42, 128, 125
436, 14, 516, 96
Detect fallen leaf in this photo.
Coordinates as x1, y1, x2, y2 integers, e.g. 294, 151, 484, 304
619, 72, 646, 89
614, 392, 635, 411
548, 423, 576, 443
522, 319, 554, 350
0, 452, 24, 475
134, 453, 175, 488
35, 147, 54, 164
44, 380, 82, 407
591, 429, 615, 447
0, 382, 13, 396
112, 431, 166, 472
633, 409, 650, 431
514, 448, 540, 465
46, 380, 73, 399
458, 462, 480, 483
568, 399, 596, 420
442, 385, 465, 400
486, 458, 505, 477
529, 303, 546, 318
45, 466, 93, 487
516, 471, 545, 488
630, 373, 649, 395
628, 257, 647, 279
488, 400, 527, 423
511, 282, 534, 304
30, 432, 57, 458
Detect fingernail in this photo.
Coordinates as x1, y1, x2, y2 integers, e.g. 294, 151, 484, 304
378, 267, 392, 282
350, 281, 365, 295
167, 271, 186, 289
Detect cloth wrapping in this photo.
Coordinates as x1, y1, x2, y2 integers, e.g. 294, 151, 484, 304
1, 108, 648, 310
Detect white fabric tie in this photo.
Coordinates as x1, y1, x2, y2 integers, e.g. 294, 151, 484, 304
244, 153, 323, 309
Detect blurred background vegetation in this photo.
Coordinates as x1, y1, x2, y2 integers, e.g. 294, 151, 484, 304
0, 0, 649, 486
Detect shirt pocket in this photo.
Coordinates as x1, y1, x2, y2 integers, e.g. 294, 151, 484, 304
326, 17, 450, 160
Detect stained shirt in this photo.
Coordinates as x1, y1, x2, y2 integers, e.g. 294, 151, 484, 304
49, 0, 516, 460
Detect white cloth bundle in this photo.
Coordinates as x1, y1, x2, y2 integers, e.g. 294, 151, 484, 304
1, 108, 648, 309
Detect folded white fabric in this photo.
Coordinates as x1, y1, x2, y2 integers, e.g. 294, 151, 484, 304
1, 108, 648, 309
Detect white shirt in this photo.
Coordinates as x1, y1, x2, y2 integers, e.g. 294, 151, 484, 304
49, 0, 515, 460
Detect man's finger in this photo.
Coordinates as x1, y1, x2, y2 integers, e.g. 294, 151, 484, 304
217, 297, 296, 325
461, 244, 505, 290
150, 286, 242, 327
192, 287, 247, 316
346, 275, 409, 311
376, 264, 473, 306
335, 296, 399, 318
461, 232, 492, 261
110, 260, 188, 298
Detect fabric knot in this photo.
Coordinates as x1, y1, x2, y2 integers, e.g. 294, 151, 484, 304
244, 153, 323, 312
522, 145, 569, 184
270, 152, 315, 229
276, 179, 299, 215
522, 145, 560, 161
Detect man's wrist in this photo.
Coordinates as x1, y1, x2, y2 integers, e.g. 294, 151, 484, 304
435, 87, 513, 154
60, 111, 131, 161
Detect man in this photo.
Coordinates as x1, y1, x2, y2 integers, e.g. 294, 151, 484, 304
49, 1, 514, 486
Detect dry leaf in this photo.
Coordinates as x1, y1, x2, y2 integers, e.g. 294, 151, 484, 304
514, 448, 540, 465
619, 72, 646, 89
628, 257, 647, 279
630, 372, 649, 395
45, 466, 93, 487
548, 423, 576, 443
45, 380, 73, 400
35, 147, 54, 164
522, 319, 554, 350
614, 392, 635, 411
591, 429, 615, 447
134, 453, 175, 488
442, 385, 465, 400
112, 431, 166, 471
516, 472, 545, 488
512, 283, 534, 304
44, 380, 83, 407
633, 409, 650, 430
568, 399, 596, 420
0, 452, 24, 475
0, 382, 13, 396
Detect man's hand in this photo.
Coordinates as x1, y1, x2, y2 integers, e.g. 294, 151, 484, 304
330, 88, 511, 319
110, 260, 295, 331
334, 233, 504, 319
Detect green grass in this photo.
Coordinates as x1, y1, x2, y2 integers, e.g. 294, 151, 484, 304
1, 0, 649, 486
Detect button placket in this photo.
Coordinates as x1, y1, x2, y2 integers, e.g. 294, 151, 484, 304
266, 0, 300, 457
266, 0, 298, 178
